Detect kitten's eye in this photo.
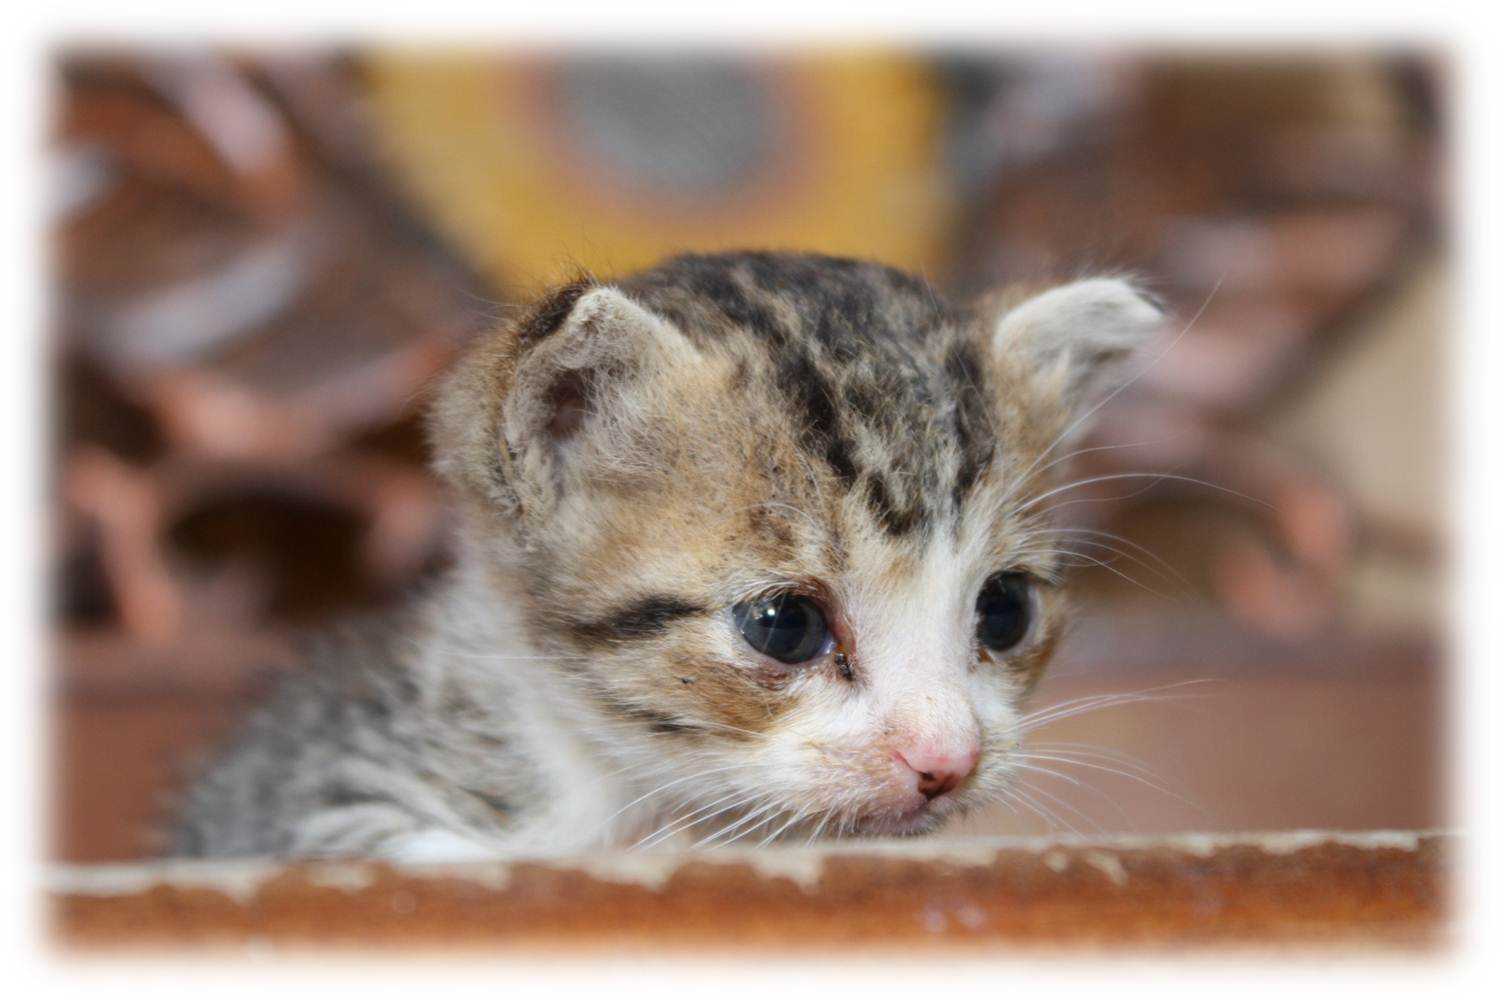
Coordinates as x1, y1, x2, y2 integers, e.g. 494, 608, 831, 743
732, 593, 830, 664
976, 572, 1032, 652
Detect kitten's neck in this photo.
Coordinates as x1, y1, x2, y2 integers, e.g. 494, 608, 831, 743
417, 553, 647, 854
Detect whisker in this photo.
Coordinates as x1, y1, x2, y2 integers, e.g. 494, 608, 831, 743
1046, 546, 1183, 603
1028, 432, 1190, 481
634, 790, 756, 850
993, 786, 1047, 832
1031, 756, 1202, 829
1014, 774, 1111, 834
1019, 679, 1221, 731
1013, 471, 1272, 518
713, 805, 784, 849
1018, 750, 1203, 816
756, 809, 807, 847
1006, 784, 1080, 836
1037, 527, 1200, 598
803, 809, 837, 846
694, 800, 777, 849
599, 764, 742, 827
1012, 759, 1136, 829
1026, 740, 1174, 786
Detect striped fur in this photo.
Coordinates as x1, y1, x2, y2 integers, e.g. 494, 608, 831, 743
173, 251, 1164, 859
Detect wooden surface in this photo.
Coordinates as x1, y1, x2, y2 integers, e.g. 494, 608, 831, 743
49, 831, 1449, 954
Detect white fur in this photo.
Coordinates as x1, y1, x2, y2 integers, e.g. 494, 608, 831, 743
746, 507, 1027, 831
994, 277, 1166, 414
385, 828, 503, 864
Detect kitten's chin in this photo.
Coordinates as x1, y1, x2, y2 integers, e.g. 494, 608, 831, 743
846, 801, 947, 839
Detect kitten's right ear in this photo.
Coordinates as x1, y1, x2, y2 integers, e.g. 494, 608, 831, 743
487, 282, 698, 513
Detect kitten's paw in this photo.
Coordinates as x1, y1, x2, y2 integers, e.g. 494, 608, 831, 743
384, 829, 501, 864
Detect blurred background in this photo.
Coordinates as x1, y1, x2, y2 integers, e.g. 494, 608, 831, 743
48, 48, 1446, 861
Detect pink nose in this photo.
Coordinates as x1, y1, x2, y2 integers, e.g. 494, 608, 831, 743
894, 744, 980, 800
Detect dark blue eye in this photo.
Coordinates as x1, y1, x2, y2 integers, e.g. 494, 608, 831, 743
732, 593, 830, 664
977, 573, 1032, 652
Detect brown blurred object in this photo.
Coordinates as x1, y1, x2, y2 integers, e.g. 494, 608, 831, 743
949, 53, 1442, 639
53, 53, 485, 642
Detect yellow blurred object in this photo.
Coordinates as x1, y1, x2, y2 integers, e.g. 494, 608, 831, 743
362, 53, 954, 295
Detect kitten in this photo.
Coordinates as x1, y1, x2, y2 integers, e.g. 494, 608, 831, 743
171, 251, 1165, 861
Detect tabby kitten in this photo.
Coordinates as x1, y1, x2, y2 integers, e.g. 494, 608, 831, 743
172, 251, 1165, 860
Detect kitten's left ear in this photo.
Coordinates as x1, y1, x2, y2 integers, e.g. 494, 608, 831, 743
992, 277, 1167, 423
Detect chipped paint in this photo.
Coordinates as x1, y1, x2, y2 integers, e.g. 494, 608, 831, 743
736, 849, 832, 893
1082, 850, 1129, 887
46, 829, 1443, 904
304, 863, 377, 894
569, 845, 828, 893
50, 830, 1450, 951
46, 858, 281, 905
396, 860, 513, 891
567, 853, 686, 893
1246, 830, 1425, 856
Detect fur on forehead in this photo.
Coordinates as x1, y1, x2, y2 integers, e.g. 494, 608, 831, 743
428, 259, 1166, 540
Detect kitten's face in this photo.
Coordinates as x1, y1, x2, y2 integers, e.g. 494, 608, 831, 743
432, 252, 1163, 843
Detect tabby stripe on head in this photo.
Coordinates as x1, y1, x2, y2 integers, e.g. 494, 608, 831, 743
593, 692, 704, 735
567, 595, 706, 645
944, 339, 995, 515
775, 353, 860, 484
519, 278, 596, 343
863, 472, 924, 537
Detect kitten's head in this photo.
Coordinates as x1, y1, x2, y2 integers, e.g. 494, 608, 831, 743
431, 252, 1164, 842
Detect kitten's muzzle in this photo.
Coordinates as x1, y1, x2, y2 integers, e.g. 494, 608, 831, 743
892, 744, 980, 801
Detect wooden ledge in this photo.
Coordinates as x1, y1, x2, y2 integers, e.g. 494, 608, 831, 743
48, 830, 1451, 954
